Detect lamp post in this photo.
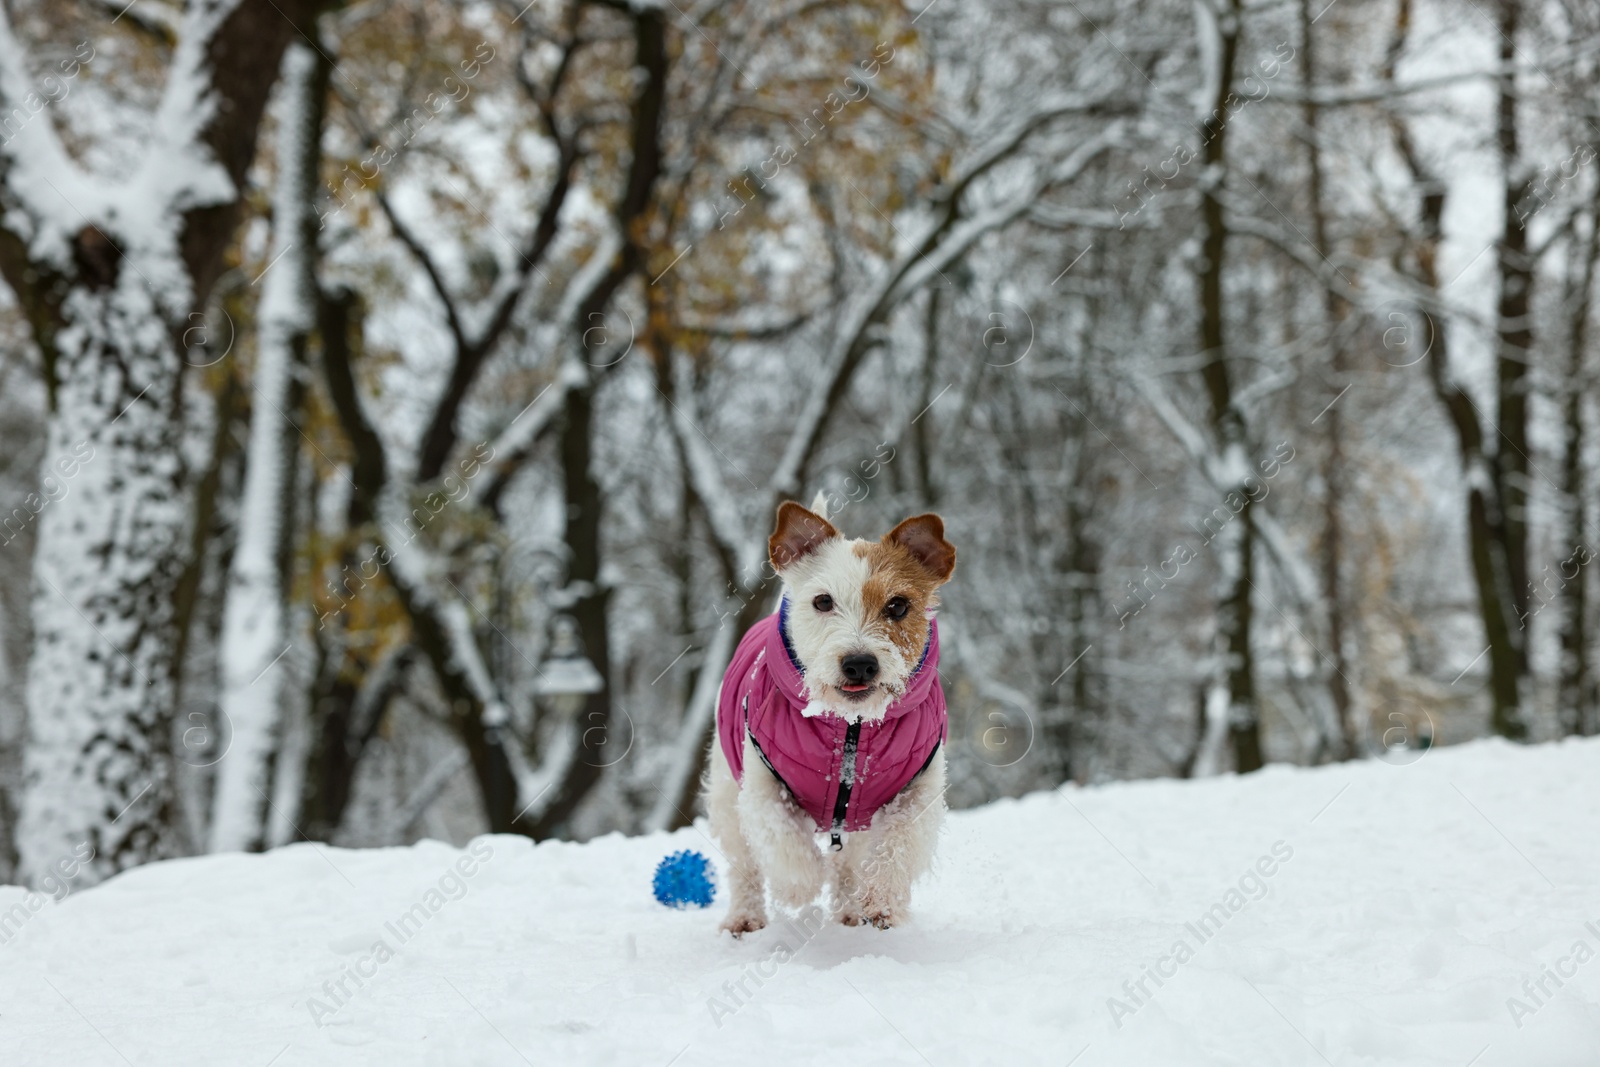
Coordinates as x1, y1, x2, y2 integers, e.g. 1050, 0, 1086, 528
534, 613, 603, 720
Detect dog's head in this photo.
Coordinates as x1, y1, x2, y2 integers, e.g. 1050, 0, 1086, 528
768, 499, 956, 721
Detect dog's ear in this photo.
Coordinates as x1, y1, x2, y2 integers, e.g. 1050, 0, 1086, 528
884, 513, 956, 582
770, 501, 839, 570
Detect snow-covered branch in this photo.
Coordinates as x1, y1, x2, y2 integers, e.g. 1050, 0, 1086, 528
1134, 375, 1322, 611
667, 352, 755, 578
471, 362, 580, 510
0, 8, 91, 240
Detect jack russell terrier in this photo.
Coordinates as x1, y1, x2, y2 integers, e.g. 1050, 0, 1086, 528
704, 499, 955, 934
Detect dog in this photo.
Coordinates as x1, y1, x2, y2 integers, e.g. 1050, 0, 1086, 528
704, 498, 956, 934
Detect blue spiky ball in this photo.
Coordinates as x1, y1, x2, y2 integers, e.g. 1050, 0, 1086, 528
653, 849, 715, 908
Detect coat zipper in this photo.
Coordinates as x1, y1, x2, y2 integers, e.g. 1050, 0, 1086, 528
829, 720, 862, 851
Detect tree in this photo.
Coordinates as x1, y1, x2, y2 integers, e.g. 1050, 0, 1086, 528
1386, 0, 1528, 742
1189, 0, 1264, 774
209, 40, 331, 853
0, 0, 332, 881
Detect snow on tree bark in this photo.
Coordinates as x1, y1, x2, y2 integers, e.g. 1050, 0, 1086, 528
210, 42, 326, 853
1191, 0, 1262, 774
18, 280, 188, 877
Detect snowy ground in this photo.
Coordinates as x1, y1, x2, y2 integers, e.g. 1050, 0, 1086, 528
4, 737, 1599, 1066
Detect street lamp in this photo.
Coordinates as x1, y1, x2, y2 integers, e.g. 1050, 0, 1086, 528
534, 613, 603, 719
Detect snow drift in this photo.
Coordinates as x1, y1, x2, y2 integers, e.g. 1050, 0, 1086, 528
3, 737, 1597, 1065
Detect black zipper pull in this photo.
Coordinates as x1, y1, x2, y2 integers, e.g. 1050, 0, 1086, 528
829, 721, 862, 851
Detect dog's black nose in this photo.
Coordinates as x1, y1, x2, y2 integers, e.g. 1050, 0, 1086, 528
841, 654, 879, 684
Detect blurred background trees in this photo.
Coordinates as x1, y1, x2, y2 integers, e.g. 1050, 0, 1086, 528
1, 0, 1598, 884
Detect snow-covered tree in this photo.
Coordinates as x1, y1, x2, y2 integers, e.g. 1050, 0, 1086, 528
0, 0, 331, 880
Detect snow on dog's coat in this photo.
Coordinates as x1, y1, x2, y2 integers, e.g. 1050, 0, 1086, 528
704, 500, 956, 933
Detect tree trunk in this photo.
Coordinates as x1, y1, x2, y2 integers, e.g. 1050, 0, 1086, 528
1558, 168, 1600, 735
914, 287, 941, 507
1388, 0, 1527, 743
210, 41, 330, 853
18, 277, 188, 877
1300, 0, 1356, 760
526, 379, 613, 837
1492, 0, 1533, 738
1056, 419, 1102, 783
297, 288, 389, 840
1195, 0, 1262, 773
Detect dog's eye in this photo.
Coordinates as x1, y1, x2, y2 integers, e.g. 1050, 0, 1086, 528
885, 596, 910, 620
813, 594, 833, 613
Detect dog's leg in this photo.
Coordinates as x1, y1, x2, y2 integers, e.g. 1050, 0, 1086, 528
830, 833, 868, 925
705, 738, 767, 937
852, 750, 946, 929
736, 735, 826, 910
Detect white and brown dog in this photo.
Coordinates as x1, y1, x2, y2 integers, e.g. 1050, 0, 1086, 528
704, 499, 955, 934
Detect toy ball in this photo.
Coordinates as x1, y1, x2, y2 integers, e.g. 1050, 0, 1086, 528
653, 849, 715, 908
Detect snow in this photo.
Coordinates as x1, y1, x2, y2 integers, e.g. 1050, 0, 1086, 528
1191, 0, 1222, 124
6, 737, 1600, 1064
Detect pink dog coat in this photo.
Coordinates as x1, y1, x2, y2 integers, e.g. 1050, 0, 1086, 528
717, 599, 947, 842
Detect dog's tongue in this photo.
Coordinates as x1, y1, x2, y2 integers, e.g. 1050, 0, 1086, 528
840, 682, 871, 693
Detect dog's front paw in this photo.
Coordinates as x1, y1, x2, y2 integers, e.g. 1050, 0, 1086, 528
835, 901, 900, 928
856, 886, 905, 929
721, 912, 767, 938
836, 908, 897, 928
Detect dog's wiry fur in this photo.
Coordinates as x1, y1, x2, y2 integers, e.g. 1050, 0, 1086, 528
706, 499, 955, 934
